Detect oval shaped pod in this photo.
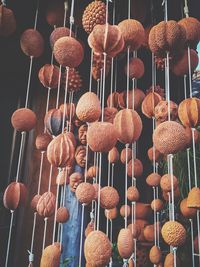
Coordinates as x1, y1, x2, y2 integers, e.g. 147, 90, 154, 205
117, 228, 134, 259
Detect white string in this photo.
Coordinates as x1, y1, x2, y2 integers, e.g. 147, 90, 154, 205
156, 212, 160, 248
56, 65, 62, 109
110, 58, 114, 108
69, 0, 75, 35
169, 154, 175, 221
101, 53, 107, 121
126, 47, 130, 108
128, 0, 131, 19
191, 128, 198, 187
52, 175, 60, 244
196, 210, 200, 265
125, 144, 129, 229
153, 187, 157, 246
79, 204, 85, 267
42, 218, 48, 251
97, 152, 102, 231
15, 131, 26, 183
48, 165, 53, 192
189, 219, 195, 267
114, 59, 117, 93
89, 51, 93, 93
5, 210, 14, 267
30, 212, 37, 254
187, 46, 193, 98
25, 57, 34, 109
62, 67, 69, 132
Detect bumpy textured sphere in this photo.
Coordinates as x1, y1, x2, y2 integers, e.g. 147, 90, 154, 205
38, 64, 60, 89
164, 253, 181, 267
54, 37, 84, 67
87, 122, 118, 152
122, 89, 145, 111
92, 53, 111, 80
125, 58, 145, 79
149, 246, 162, 264
0, 5, 16, 36
40, 243, 61, 267
50, 27, 74, 48
127, 158, 143, 177
11, 108, 37, 132
127, 186, 140, 202
155, 100, 178, 124
153, 121, 187, 155
146, 173, 161, 187
100, 186, 119, 209
117, 228, 134, 259
84, 231, 112, 267
62, 68, 82, 92
114, 109, 143, 144
76, 92, 101, 123
82, 1, 106, 34
56, 207, 70, 223
44, 109, 63, 136
142, 92, 163, 118
35, 133, 52, 151
178, 17, 200, 46
75, 182, 95, 204
36, 192, 56, 217
180, 198, 197, 218
160, 174, 178, 192
20, 29, 44, 57
107, 92, 120, 109
161, 221, 186, 247
187, 187, 200, 208
118, 19, 145, 51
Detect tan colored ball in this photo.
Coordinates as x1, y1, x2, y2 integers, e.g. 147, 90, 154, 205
122, 88, 145, 111
38, 64, 60, 89
108, 147, 119, 164
184, 127, 199, 149
160, 174, 178, 192
86, 166, 98, 180
62, 68, 82, 93
40, 243, 61, 267
36, 192, 56, 218
127, 186, 140, 202
149, 245, 162, 264
161, 221, 186, 247
187, 187, 200, 209
125, 57, 145, 79
11, 108, 37, 132
180, 198, 197, 218
35, 133, 52, 151
0, 5, 16, 36
93, 183, 101, 201
117, 228, 134, 259
92, 53, 111, 80
56, 207, 69, 223
127, 158, 143, 178
134, 219, 149, 241
164, 253, 181, 267
151, 199, 164, 212
104, 207, 118, 220
146, 172, 161, 187
75, 182, 95, 204
144, 224, 156, 242
100, 186, 119, 209
120, 205, 131, 218
107, 92, 119, 109
135, 203, 152, 220
120, 147, 133, 164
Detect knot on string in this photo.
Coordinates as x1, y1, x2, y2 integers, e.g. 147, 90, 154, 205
172, 246, 177, 252
123, 258, 128, 267
27, 250, 34, 263
90, 210, 95, 221
70, 16, 74, 25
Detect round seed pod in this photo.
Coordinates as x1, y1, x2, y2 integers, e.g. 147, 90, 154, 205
178, 17, 200, 46
142, 92, 162, 118
56, 168, 70, 186
69, 172, 83, 192
36, 192, 56, 217
178, 97, 200, 128
127, 158, 143, 178
155, 100, 178, 124
40, 243, 61, 267
85, 221, 94, 237
122, 88, 146, 110
125, 58, 145, 79
151, 199, 164, 212
75, 182, 95, 204
38, 64, 60, 89
47, 133, 75, 168
92, 53, 111, 80
87, 122, 118, 153
153, 121, 187, 155
30, 194, 41, 211
0, 5, 16, 36
82, 1, 106, 34
86, 166, 98, 180
104, 207, 118, 220
149, 246, 162, 264
187, 187, 200, 209
59, 103, 76, 121
144, 224, 156, 242
20, 29, 44, 57
135, 203, 152, 220
62, 68, 82, 93
164, 253, 181, 267
100, 186, 119, 209
35, 133, 52, 151
128, 223, 141, 239
146, 173, 161, 187
134, 219, 149, 241
120, 147, 133, 164
11, 108, 37, 132
44, 109, 63, 136
160, 174, 178, 192
56, 207, 69, 223
114, 109, 143, 144
161, 221, 186, 247
180, 198, 197, 218
120, 205, 131, 217
172, 49, 199, 76
54, 37, 84, 67
107, 92, 119, 109
127, 186, 140, 202
46, 0, 65, 27
88, 24, 124, 58
108, 147, 119, 164
103, 107, 118, 123
184, 127, 199, 148
118, 19, 145, 51
147, 147, 163, 162
76, 92, 101, 123
117, 228, 134, 259
3, 182, 27, 210
50, 27, 74, 48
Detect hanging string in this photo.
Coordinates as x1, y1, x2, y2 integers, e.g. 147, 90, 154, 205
126, 47, 130, 108
110, 58, 114, 108
189, 219, 195, 267
5, 210, 14, 267
97, 152, 102, 231
89, 51, 94, 93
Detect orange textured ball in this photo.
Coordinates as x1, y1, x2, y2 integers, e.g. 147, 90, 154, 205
56, 207, 70, 223
178, 17, 200, 46
38, 64, 60, 89
100, 186, 119, 209
127, 158, 143, 178
76, 182, 95, 204
142, 92, 162, 118
117, 228, 134, 259
36, 192, 56, 217
11, 108, 37, 132
50, 27, 74, 48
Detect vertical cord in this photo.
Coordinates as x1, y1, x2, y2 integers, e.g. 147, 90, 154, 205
42, 218, 48, 251
126, 47, 130, 108
190, 219, 195, 267
5, 210, 14, 267
97, 152, 102, 231
110, 58, 114, 108
56, 65, 62, 109
187, 46, 193, 98
89, 51, 93, 93
62, 67, 69, 132
125, 144, 129, 229
153, 187, 157, 247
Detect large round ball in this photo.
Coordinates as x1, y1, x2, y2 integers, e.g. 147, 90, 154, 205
36, 192, 56, 218
20, 29, 44, 57
75, 182, 95, 204
117, 228, 134, 259
38, 64, 60, 89
50, 27, 73, 48
161, 221, 186, 247
87, 122, 118, 152
11, 108, 37, 132
125, 57, 145, 79
127, 158, 143, 178
178, 17, 200, 46
114, 109, 142, 144
160, 174, 178, 192
35, 133, 52, 151
76, 92, 101, 123
54, 37, 84, 67
0, 5, 16, 36
153, 121, 187, 155
103, 107, 118, 123
56, 207, 70, 223
180, 198, 197, 218
84, 231, 112, 267
40, 243, 61, 267
100, 186, 119, 209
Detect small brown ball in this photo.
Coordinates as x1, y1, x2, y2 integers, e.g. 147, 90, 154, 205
104, 207, 118, 220
127, 158, 143, 178
93, 183, 101, 201
120, 147, 133, 164
151, 199, 164, 212
117, 228, 134, 259
86, 166, 98, 180
92, 53, 111, 80
120, 205, 131, 218
135, 203, 152, 220
62, 68, 82, 93
0, 5, 16, 36
36, 192, 56, 218
85, 221, 94, 237
75, 182, 95, 204
100, 186, 119, 209
59, 103, 76, 121
123, 88, 145, 111
20, 29, 44, 57
142, 92, 163, 118
144, 224, 156, 242
164, 253, 181, 267
56, 207, 69, 223
54, 37, 84, 67
30, 194, 41, 211
180, 198, 197, 218
149, 246, 162, 265
125, 57, 145, 79
38, 64, 60, 89
146, 173, 161, 187
107, 92, 119, 109
184, 127, 199, 148
155, 100, 178, 124
108, 147, 119, 164
35, 133, 52, 151
147, 147, 163, 162
11, 108, 37, 132
127, 186, 140, 202
128, 223, 141, 239
160, 174, 178, 192
161, 221, 186, 247
187, 187, 200, 209
44, 108, 63, 136
50, 27, 74, 48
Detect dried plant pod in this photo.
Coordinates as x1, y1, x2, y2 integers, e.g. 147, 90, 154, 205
114, 109, 143, 144
127, 186, 139, 202
61, 68, 82, 93
178, 17, 200, 46
35, 133, 52, 151
117, 228, 134, 259
92, 53, 111, 80
3, 182, 27, 210
147, 146, 163, 162
46, 0, 65, 27
103, 107, 118, 123
122, 88, 145, 110
54, 37, 84, 67
50, 27, 74, 48
160, 174, 178, 192
47, 133, 75, 168
142, 92, 162, 118
118, 19, 145, 51
11, 108, 37, 132
153, 121, 187, 155
107, 92, 119, 108
56, 207, 69, 223
0, 5, 16, 36
178, 97, 200, 128
104, 207, 118, 220
155, 100, 178, 124
82, 1, 106, 34
187, 187, 200, 208
146, 172, 161, 187
128, 223, 141, 239
134, 219, 149, 241
86, 166, 98, 180
44, 109, 63, 136
36, 192, 56, 217
59, 103, 76, 121
20, 29, 44, 57
76, 92, 101, 123
120, 205, 131, 217
100, 186, 119, 209
127, 158, 143, 178
135, 203, 152, 220
161, 221, 186, 247
88, 24, 124, 57
84, 231, 112, 267
184, 127, 199, 148
56, 168, 70, 186
38, 64, 60, 89
75, 182, 95, 204
40, 243, 61, 267
69, 172, 83, 192
164, 253, 181, 267
125, 58, 145, 79
31, 194, 41, 211
144, 224, 156, 242
93, 183, 101, 201
108, 147, 119, 164
151, 199, 164, 212
120, 147, 133, 164
180, 198, 197, 218
149, 245, 162, 264
87, 122, 118, 152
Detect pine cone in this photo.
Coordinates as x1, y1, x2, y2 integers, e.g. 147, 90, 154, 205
62, 68, 82, 92
82, 1, 106, 34
92, 53, 111, 80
